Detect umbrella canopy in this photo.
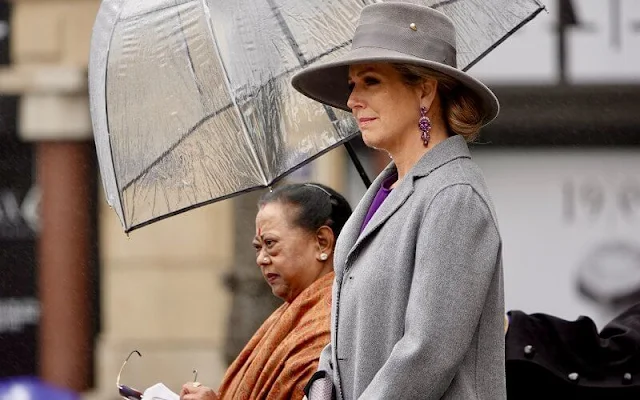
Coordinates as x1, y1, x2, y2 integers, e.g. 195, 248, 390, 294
89, 0, 545, 233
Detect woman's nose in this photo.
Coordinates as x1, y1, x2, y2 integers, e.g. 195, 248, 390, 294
346, 88, 362, 110
256, 250, 268, 266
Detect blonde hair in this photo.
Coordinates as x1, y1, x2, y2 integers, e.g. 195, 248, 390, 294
392, 63, 485, 142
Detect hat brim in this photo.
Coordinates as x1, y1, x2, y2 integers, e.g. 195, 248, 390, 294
292, 47, 500, 126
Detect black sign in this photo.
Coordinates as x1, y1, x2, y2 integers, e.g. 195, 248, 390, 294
0, 94, 39, 378
0, 0, 40, 378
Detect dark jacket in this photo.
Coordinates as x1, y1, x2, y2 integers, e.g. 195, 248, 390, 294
506, 303, 640, 399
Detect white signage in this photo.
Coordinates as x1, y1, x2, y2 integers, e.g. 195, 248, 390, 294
469, 0, 558, 84
468, 0, 640, 83
0, 186, 40, 239
0, 298, 40, 334
473, 149, 640, 328
568, 0, 640, 83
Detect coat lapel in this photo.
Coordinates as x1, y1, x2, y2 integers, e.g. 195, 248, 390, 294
348, 170, 414, 260
333, 166, 394, 278
338, 135, 472, 274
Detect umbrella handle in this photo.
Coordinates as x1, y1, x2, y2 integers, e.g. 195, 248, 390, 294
343, 142, 371, 188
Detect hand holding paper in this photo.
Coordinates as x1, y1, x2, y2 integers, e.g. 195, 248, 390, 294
179, 382, 219, 400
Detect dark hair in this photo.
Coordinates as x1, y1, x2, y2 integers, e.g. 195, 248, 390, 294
258, 182, 352, 238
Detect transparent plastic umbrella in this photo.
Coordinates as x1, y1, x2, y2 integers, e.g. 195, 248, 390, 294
89, 0, 545, 233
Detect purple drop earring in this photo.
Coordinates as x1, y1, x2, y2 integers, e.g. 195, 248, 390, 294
419, 106, 432, 146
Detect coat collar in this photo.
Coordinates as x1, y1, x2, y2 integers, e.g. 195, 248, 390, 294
402, 134, 472, 179
337, 135, 471, 272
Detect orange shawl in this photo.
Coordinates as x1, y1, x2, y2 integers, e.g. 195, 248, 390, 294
217, 271, 334, 400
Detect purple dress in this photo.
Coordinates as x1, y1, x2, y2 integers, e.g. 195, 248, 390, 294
360, 172, 398, 233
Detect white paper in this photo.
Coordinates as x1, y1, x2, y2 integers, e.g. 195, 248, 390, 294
142, 383, 179, 400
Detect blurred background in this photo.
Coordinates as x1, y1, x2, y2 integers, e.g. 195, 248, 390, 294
0, 0, 639, 398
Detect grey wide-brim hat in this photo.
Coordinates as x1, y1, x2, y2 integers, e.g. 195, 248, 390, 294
291, 2, 500, 126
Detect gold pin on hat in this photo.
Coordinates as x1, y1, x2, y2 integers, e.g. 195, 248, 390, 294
409, 23, 417, 31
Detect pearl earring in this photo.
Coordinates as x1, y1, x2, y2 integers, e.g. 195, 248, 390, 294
320, 253, 328, 261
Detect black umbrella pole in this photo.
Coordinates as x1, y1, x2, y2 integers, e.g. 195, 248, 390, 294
343, 142, 371, 188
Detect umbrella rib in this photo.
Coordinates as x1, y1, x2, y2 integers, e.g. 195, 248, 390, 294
462, 4, 546, 72
216, 41, 352, 105
266, 0, 307, 65
431, 0, 463, 9
228, 41, 352, 105
103, 0, 131, 230
173, 0, 205, 98
200, 0, 269, 185
121, 104, 233, 191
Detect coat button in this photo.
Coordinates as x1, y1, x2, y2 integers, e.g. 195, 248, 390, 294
623, 373, 632, 385
568, 372, 579, 382
523, 345, 535, 358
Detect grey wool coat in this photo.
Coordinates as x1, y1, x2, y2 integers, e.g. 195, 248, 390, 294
318, 135, 506, 399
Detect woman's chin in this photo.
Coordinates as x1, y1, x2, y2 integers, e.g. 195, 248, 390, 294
269, 284, 287, 301
361, 131, 384, 149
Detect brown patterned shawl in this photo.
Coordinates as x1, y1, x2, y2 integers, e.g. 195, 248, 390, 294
217, 271, 334, 400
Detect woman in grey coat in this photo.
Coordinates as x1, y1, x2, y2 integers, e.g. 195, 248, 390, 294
292, 3, 505, 400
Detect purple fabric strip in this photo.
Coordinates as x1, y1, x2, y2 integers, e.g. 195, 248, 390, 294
360, 172, 398, 233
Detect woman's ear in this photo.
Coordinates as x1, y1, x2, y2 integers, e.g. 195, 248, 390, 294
316, 226, 335, 259
420, 78, 438, 110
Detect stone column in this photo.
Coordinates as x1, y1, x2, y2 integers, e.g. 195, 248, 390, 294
36, 141, 94, 391
313, 146, 348, 193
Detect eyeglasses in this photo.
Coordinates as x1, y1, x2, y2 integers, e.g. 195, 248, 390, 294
116, 350, 198, 400
117, 350, 144, 400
